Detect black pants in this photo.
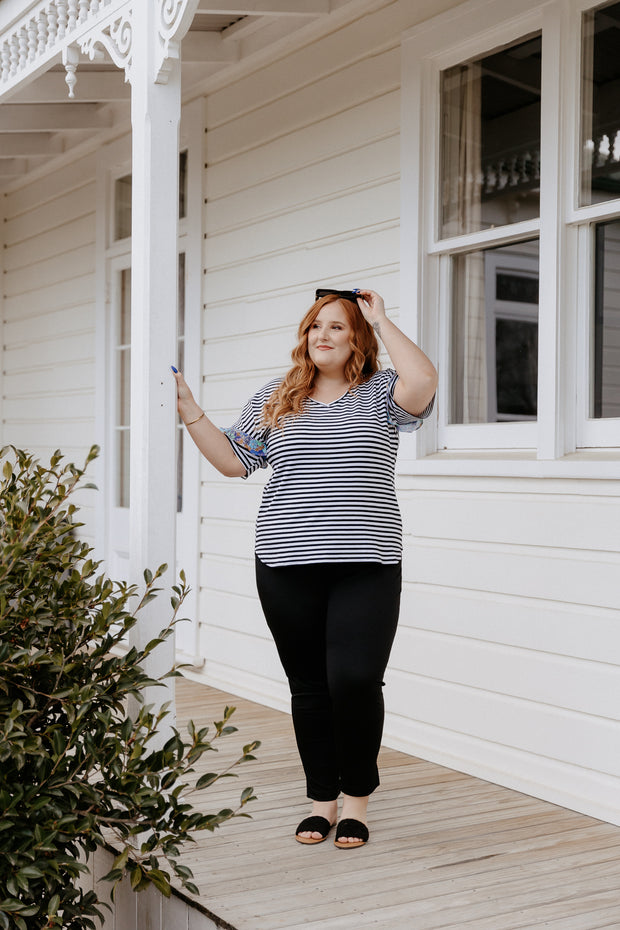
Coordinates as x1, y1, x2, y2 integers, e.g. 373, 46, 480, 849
255, 556, 401, 801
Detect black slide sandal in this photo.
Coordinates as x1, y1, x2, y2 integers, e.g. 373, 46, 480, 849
334, 818, 369, 849
295, 815, 335, 845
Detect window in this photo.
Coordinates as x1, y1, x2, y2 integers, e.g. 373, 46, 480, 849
176, 251, 186, 512
114, 174, 132, 241
440, 37, 541, 237
593, 220, 620, 419
402, 0, 620, 472
115, 266, 131, 507
580, 3, 620, 206
451, 240, 539, 424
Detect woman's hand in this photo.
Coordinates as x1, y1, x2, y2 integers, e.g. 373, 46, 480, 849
171, 367, 202, 424
170, 367, 245, 477
354, 289, 387, 330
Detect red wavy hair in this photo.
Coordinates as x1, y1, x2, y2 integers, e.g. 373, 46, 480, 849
261, 294, 380, 428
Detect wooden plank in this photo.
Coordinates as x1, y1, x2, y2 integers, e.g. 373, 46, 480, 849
165, 679, 620, 930
4, 182, 96, 243
206, 47, 399, 162
3, 152, 96, 216
387, 671, 620, 778
204, 1, 422, 128
403, 537, 620, 610
3, 242, 95, 298
206, 177, 399, 269
4, 213, 96, 272
205, 91, 399, 198
203, 224, 400, 302
397, 584, 620, 666
205, 134, 399, 235
390, 626, 620, 720
400, 489, 620, 554
3, 274, 95, 318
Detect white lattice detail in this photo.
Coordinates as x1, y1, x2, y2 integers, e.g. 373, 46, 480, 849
0, 0, 199, 94
155, 0, 199, 84
80, 10, 132, 79
0, 0, 127, 92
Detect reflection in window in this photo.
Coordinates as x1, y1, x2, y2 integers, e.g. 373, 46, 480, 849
581, 1, 620, 206
179, 150, 188, 220
114, 175, 132, 241
440, 35, 541, 237
593, 221, 620, 418
451, 240, 539, 423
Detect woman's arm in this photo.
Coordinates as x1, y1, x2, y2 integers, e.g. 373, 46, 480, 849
355, 289, 438, 416
171, 368, 246, 478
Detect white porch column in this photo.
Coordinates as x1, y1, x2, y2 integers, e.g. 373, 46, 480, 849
128, 2, 181, 707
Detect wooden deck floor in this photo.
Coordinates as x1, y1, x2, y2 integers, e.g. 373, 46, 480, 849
174, 678, 620, 930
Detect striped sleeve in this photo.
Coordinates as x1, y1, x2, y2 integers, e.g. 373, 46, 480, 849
221, 385, 274, 477
385, 369, 435, 433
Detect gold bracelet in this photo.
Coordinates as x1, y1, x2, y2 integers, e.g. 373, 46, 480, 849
184, 412, 205, 426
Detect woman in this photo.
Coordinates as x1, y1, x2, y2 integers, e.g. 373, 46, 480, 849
172, 288, 437, 849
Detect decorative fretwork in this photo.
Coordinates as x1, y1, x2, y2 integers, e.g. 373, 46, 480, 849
155, 0, 200, 84
0, 0, 130, 94
80, 9, 133, 79
0, 0, 199, 96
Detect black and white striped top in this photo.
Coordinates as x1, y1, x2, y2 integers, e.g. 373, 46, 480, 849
223, 369, 433, 567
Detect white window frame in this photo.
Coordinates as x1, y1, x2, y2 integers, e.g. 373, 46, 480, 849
484, 249, 539, 423
400, 0, 620, 478
95, 100, 204, 660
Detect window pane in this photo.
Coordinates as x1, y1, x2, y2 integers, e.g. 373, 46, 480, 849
116, 268, 131, 507
118, 348, 130, 427
440, 35, 541, 238
593, 220, 620, 417
119, 268, 131, 345
581, 2, 620, 206
179, 150, 188, 219
114, 174, 132, 241
117, 429, 130, 509
177, 426, 184, 513
451, 239, 539, 423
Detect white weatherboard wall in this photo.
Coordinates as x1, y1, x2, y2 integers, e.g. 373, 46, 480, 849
1, 153, 98, 544
196, 0, 620, 827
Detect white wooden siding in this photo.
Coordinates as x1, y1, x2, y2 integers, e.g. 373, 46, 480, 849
1, 153, 98, 541
0, 0, 617, 829
197, 0, 620, 827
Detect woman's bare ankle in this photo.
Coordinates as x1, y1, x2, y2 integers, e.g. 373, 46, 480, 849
312, 799, 338, 823
341, 794, 369, 825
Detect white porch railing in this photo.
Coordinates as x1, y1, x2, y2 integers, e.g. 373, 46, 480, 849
0, 0, 198, 97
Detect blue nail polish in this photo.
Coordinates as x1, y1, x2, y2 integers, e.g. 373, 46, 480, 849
171, 365, 178, 373
352, 288, 360, 293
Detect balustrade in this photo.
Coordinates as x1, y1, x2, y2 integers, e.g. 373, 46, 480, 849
0, 0, 119, 88
0, 0, 199, 94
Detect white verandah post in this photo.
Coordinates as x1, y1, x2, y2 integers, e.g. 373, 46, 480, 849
128, 4, 181, 717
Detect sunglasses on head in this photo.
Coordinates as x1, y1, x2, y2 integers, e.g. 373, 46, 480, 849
315, 287, 361, 304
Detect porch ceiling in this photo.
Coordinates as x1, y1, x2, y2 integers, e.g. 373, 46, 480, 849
0, 0, 360, 190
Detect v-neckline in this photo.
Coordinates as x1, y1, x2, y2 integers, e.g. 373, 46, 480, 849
308, 389, 349, 407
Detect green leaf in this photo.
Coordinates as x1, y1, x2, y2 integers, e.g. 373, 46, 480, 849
196, 772, 219, 789
146, 870, 171, 897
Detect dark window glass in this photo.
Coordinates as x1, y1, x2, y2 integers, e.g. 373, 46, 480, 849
495, 318, 538, 417
441, 35, 541, 237
114, 174, 132, 241
593, 220, 620, 418
581, 1, 620, 205
451, 240, 539, 423
179, 150, 188, 219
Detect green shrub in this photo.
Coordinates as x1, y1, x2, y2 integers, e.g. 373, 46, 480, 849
0, 446, 259, 929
